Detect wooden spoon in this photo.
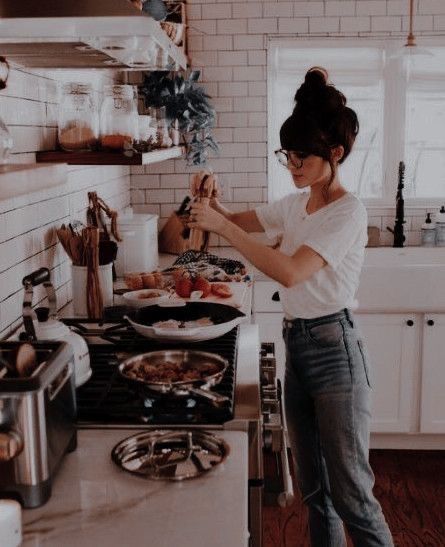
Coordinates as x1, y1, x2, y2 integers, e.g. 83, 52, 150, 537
14, 343, 38, 378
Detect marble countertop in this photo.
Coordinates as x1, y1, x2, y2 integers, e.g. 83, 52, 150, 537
22, 429, 249, 547
20, 321, 261, 547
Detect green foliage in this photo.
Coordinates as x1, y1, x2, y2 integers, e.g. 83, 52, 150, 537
139, 70, 219, 166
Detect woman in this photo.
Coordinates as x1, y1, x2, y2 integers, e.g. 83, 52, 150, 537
189, 67, 393, 546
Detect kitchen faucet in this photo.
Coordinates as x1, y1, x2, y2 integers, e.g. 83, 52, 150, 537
386, 161, 406, 248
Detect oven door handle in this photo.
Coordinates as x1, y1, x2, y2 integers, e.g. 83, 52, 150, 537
277, 430, 294, 507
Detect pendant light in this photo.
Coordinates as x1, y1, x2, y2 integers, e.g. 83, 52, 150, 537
391, 0, 433, 59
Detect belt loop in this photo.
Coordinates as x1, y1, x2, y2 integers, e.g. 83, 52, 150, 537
344, 308, 354, 328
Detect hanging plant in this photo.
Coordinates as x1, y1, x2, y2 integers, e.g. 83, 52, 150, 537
139, 70, 219, 166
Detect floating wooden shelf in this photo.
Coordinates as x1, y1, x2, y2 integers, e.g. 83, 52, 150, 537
36, 146, 185, 165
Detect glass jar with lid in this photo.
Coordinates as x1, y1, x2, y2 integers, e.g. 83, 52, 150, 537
58, 83, 99, 152
100, 85, 139, 151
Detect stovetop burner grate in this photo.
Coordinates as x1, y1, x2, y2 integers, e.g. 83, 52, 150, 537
70, 318, 239, 426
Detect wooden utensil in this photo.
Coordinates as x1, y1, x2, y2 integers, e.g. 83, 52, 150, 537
14, 343, 38, 377
83, 227, 103, 319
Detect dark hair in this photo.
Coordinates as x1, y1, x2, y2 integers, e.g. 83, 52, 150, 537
280, 67, 359, 195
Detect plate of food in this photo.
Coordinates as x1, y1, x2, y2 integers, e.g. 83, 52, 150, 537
122, 289, 170, 308
124, 301, 246, 342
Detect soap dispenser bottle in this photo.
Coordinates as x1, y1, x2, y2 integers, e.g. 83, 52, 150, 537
421, 213, 436, 247
435, 206, 445, 247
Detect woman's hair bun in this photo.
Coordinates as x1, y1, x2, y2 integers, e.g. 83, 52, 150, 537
294, 66, 346, 115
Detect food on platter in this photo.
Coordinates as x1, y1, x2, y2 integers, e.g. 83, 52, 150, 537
124, 271, 168, 290
174, 273, 212, 299
124, 359, 220, 383
211, 283, 233, 298
122, 289, 169, 307
192, 276, 211, 297
175, 274, 193, 298
152, 317, 214, 330
136, 291, 164, 299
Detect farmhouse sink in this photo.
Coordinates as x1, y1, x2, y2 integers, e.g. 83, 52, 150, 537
358, 247, 445, 312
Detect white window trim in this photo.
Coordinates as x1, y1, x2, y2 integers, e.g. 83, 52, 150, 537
267, 36, 445, 209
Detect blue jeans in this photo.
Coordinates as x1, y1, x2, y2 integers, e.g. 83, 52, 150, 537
283, 309, 394, 547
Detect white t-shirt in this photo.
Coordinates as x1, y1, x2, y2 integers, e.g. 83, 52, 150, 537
255, 192, 368, 319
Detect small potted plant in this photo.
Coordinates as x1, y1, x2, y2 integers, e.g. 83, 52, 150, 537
139, 70, 219, 166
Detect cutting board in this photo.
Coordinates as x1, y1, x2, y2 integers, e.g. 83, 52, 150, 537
171, 282, 249, 308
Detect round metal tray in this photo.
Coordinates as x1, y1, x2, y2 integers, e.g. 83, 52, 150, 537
111, 429, 230, 481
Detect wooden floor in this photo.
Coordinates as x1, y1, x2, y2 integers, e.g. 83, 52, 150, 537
263, 450, 445, 547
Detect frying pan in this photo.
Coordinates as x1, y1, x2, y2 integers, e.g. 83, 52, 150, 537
124, 301, 245, 342
118, 349, 230, 406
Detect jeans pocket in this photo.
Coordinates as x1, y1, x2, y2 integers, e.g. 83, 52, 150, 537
306, 322, 344, 348
357, 339, 372, 388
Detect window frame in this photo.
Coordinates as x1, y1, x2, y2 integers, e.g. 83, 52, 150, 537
267, 37, 445, 209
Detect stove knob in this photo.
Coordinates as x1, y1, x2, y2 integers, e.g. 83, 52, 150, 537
0, 430, 23, 462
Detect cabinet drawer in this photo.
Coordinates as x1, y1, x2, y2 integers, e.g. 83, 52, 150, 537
253, 281, 282, 313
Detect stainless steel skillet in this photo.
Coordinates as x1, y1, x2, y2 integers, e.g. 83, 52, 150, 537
118, 349, 230, 406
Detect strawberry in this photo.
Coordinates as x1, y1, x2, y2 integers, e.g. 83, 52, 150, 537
192, 276, 211, 298
211, 283, 233, 298
175, 275, 193, 298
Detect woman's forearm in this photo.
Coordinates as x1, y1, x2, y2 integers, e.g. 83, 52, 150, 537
220, 221, 310, 287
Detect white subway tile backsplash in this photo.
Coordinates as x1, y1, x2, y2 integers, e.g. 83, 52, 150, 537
356, 1, 387, 16
293, 2, 324, 17
146, 189, 175, 203
371, 15, 402, 31
325, 1, 356, 16
402, 14, 434, 31
233, 66, 264, 81
421, 0, 445, 15
278, 17, 310, 34
248, 18, 278, 34
263, 2, 293, 18
218, 81, 249, 96
218, 50, 248, 65
217, 18, 248, 34
201, 3, 232, 19
247, 50, 267, 65
233, 96, 265, 112
160, 174, 190, 188
233, 4, 263, 19
233, 34, 265, 50
188, 19, 217, 35
233, 187, 263, 202
341, 16, 371, 32
309, 16, 340, 33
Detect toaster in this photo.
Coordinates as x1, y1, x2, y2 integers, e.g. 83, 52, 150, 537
0, 340, 76, 508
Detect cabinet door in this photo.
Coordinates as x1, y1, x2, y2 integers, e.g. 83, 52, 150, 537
355, 314, 420, 433
254, 312, 285, 385
420, 314, 445, 433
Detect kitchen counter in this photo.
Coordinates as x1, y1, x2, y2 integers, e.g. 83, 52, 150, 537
21, 322, 261, 547
22, 429, 249, 547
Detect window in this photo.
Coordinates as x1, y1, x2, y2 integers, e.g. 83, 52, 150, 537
267, 39, 445, 205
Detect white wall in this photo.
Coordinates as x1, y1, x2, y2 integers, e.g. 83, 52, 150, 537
130, 0, 445, 247
0, 67, 130, 337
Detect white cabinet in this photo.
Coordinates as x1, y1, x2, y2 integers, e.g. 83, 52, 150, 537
355, 314, 420, 433
253, 281, 445, 440
420, 314, 445, 433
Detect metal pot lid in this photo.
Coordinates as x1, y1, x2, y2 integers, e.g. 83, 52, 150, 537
111, 429, 230, 481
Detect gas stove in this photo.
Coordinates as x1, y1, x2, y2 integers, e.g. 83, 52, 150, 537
61, 309, 238, 426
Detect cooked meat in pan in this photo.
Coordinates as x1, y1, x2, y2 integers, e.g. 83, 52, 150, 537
124, 359, 220, 383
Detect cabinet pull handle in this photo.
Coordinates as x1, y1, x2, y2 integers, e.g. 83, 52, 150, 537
406, 319, 414, 326
271, 291, 280, 302
427, 319, 435, 326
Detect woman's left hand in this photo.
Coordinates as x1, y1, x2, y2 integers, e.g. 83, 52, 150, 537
188, 201, 227, 235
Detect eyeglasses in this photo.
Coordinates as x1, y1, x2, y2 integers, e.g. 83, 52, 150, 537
274, 149, 309, 169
